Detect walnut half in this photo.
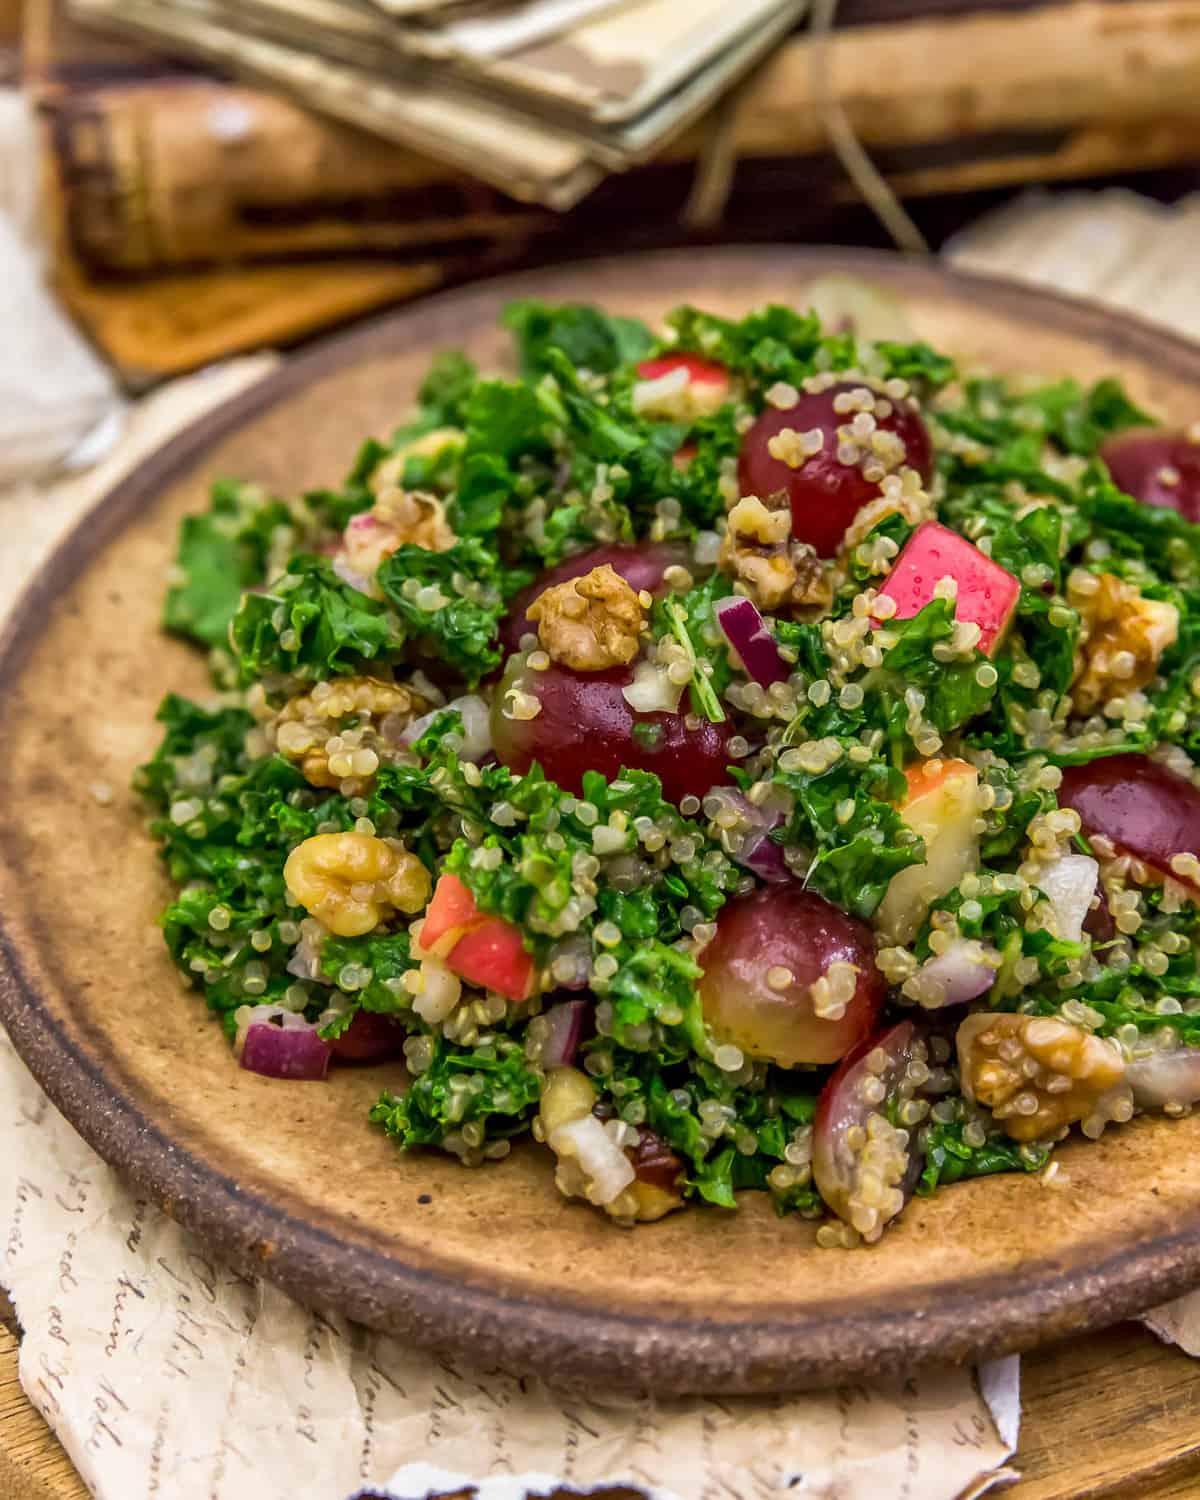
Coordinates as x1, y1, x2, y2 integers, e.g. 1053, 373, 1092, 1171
719, 493, 830, 614
527, 564, 645, 671
284, 831, 431, 937
957, 1011, 1131, 1142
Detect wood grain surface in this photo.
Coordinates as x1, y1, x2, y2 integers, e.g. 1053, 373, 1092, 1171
3, 1297, 1199, 1500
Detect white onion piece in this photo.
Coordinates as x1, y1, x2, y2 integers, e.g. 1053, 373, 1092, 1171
904, 940, 997, 1009
1036, 854, 1099, 944
402, 693, 492, 761
285, 918, 327, 982
714, 595, 789, 687
331, 553, 372, 595
548, 1116, 635, 1205
621, 658, 684, 713
411, 955, 461, 1024
631, 366, 690, 415
1127, 1046, 1200, 1110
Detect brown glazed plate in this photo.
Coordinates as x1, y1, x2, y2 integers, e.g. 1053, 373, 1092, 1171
5, 246, 1200, 1395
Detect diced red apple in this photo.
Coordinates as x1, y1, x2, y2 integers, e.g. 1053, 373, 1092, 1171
876, 758, 982, 943
445, 918, 534, 1003
419, 873, 534, 1002
633, 354, 730, 420
873, 521, 1020, 656
420, 872, 480, 952
636, 353, 729, 387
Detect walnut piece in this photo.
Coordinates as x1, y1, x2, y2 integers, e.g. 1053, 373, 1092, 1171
340, 488, 456, 582
284, 831, 431, 937
1068, 571, 1179, 715
719, 492, 831, 613
527, 563, 645, 671
957, 1011, 1129, 1142
269, 675, 428, 793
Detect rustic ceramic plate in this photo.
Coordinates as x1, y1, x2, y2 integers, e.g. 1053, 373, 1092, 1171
4, 247, 1200, 1395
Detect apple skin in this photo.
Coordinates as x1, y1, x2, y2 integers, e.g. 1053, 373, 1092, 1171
873, 521, 1021, 656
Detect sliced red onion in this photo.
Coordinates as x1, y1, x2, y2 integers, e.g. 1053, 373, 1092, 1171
235, 1006, 330, 1081
1036, 854, 1099, 945
401, 693, 492, 761
714, 595, 790, 688
708, 784, 794, 884
541, 999, 589, 1068
739, 830, 792, 883
905, 940, 997, 1009
1127, 1045, 1200, 1110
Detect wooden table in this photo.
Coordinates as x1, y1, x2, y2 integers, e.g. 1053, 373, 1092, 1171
3, 1297, 1200, 1500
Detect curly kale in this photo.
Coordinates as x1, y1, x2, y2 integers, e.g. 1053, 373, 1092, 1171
164, 479, 300, 650
371, 1035, 542, 1149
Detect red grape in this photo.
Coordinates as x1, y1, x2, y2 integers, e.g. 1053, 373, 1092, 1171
1058, 753, 1200, 894
491, 657, 733, 804
812, 1020, 921, 1239
697, 886, 885, 1067
1101, 429, 1200, 520
328, 1011, 407, 1064
737, 382, 933, 557
498, 541, 691, 659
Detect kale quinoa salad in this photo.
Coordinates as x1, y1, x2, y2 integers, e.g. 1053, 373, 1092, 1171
135, 292, 1200, 1249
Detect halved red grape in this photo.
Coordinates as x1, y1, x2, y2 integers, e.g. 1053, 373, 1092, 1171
498, 541, 691, 658
697, 886, 885, 1067
1101, 429, 1200, 520
328, 1011, 407, 1064
812, 1020, 922, 1241
491, 656, 733, 804
872, 521, 1020, 656
1058, 753, 1200, 894
737, 382, 933, 557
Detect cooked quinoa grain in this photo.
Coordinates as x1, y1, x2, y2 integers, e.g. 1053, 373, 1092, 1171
138, 289, 1200, 1244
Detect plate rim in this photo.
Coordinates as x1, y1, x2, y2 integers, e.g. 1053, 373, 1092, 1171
6, 244, 1200, 1393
